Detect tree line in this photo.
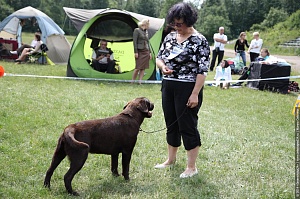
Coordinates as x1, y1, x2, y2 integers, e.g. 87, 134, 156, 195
1, 0, 299, 43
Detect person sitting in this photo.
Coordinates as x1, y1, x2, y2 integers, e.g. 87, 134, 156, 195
15, 32, 43, 63
232, 48, 270, 87
91, 39, 116, 73
214, 60, 232, 89
10, 32, 41, 56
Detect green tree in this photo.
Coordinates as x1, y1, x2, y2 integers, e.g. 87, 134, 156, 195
260, 7, 288, 28
91, 0, 109, 9
197, 2, 231, 43
125, 0, 136, 12
0, 0, 14, 21
159, 0, 182, 19
136, 0, 156, 17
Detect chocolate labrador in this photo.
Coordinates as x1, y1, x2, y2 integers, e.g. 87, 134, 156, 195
44, 97, 154, 196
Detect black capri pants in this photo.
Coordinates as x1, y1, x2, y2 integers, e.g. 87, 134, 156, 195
161, 79, 203, 150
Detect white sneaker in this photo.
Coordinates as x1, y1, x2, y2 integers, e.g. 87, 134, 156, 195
10, 51, 17, 55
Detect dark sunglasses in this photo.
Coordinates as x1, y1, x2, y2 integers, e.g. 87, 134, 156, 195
170, 22, 184, 27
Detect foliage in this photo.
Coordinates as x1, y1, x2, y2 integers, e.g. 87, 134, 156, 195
250, 7, 289, 31
0, 61, 296, 198
135, 0, 156, 17
197, 1, 232, 44
252, 10, 300, 55
199, 0, 300, 40
0, 0, 299, 45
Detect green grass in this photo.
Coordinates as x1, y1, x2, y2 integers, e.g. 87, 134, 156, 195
0, 60, 297, 198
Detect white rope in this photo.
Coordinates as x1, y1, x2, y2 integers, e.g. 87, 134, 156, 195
3, 73, 300, 84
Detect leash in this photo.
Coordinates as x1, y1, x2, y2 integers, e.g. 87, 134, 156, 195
139, 106, 188, 134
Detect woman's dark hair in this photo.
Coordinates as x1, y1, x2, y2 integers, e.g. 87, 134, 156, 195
35, 33, 41, 41
166, 2, 198, 27
223, 60, 229, 68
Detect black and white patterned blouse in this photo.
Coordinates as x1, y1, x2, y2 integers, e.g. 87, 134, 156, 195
157, 31, 210, 82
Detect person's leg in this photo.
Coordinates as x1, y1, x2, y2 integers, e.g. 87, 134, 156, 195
210, 50, 217, 71
99, 63, 108, 72
186, 146, 199, 170
91, 59, 100, 71
253, 53, 259, 61
16, 48, 30, 61
175, 82, 202, 176
156, 80, 181, 167
106, 60, 116, 74
250, 52, 256, 62
138, 69, 145, 84
16, 44, 32, 55
217, 51, 224, 66
131, 69, 139, 83
240, 51, 246, 66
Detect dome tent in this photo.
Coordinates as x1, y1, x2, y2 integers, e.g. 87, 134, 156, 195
0, 6, 71, 64
63, 7, 165, 80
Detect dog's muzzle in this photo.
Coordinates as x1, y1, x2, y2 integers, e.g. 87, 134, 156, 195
147, 103, 154, 118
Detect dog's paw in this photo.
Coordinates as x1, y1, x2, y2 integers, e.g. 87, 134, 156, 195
112, 172, 120, 177
68, 191, 80, 196
43, 182, 50, 189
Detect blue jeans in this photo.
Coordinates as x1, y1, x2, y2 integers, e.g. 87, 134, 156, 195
237, 50, 246, 66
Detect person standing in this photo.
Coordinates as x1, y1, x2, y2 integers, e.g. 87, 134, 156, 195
155, 2, 210, 178
234, 32, 249, 66
210, 27, 227, 71
248, 32, 263, 62
131, 19, 152, 84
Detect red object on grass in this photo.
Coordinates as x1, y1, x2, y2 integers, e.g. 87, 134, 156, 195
0, 66, 5, 77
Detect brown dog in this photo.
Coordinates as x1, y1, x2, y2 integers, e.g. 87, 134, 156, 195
44, 97, 154, 196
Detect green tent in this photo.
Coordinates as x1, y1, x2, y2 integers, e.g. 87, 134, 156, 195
63, 7, 165, 80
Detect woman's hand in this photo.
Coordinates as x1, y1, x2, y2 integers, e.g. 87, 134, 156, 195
187, 93, 198, 108
135, 53, 138, 59
149, 53, 152, 60
161, 65, 173, 75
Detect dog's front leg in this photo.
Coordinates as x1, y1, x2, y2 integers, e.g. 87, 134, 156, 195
121, 151, 132, 180
111, 154, 119, 177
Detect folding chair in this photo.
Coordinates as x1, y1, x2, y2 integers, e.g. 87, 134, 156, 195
28, 44, 49, 64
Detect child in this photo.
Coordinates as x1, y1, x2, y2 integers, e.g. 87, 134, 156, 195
214, 60, 232, 89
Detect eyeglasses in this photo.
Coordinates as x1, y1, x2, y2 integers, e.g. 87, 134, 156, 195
170, 22, 184, 27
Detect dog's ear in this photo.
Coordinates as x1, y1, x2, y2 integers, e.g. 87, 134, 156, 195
123, 102, 130, 110
137, 100, 148, 113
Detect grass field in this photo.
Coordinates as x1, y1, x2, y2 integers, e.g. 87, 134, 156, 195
0, 59, 297, 198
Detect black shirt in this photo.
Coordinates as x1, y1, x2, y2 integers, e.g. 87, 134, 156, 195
234, 39, 249, 52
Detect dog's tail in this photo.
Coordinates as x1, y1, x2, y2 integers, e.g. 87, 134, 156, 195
63, 127, 89, 149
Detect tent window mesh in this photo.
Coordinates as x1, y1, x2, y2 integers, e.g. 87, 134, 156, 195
88, 20, 134, 41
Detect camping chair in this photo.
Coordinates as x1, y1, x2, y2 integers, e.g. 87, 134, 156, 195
28, 44, 49, 64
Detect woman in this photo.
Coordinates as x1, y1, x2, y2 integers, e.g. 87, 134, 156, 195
232, 48, 271, 87
15, 32, 43, 63
248, 32, 263, 62
234, 32, 249, 66
257, 48, 270, 64
155, 2, 210, 178
131, 19, 152, 84
214, 60, 232, 89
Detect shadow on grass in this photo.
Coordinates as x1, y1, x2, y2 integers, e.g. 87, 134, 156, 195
76, 167, 220, 199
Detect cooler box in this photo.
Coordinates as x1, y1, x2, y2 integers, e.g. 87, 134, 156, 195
0, 38, 18, 59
